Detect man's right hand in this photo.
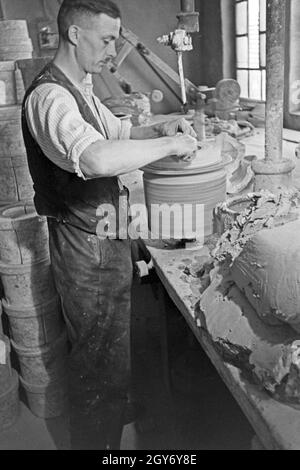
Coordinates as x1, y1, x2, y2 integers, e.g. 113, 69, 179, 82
172, 134, 198, 160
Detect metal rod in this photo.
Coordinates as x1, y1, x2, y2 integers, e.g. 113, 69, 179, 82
177, 52, 187, 105
180, 0, 195, 13
265, 0, 286, 163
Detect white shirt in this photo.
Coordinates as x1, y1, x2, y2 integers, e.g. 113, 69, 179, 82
25, 74, 132, 180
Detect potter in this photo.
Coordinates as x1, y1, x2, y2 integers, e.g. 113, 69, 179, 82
21, 0, 197, 450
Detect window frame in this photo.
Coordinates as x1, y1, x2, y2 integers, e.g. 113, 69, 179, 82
284, 0, 300, 130
235, 0, 266, 101
234, 0, 299, 130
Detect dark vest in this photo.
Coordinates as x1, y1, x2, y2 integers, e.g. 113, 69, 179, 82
22, 62, 126, 236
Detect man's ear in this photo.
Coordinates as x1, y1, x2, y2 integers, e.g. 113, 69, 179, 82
68, 25, 80, 45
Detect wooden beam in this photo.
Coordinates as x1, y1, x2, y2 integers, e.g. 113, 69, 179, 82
113, 41, 134, 69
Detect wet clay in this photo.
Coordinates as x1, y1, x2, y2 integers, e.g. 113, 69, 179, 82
178, 189, 300, 404
232, 219, 300, 332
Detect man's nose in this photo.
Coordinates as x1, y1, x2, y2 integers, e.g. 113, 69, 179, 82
107, 41, 117, 59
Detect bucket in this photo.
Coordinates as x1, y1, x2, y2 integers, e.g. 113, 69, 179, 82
0, 21, 32, 61
20, 375, 67, 419
0, 21, 30, 43
0, 334, 12, 394
0, 41, 33, 62
0, 203, 49, 264
143, 168, 226, 239
11, 330, 68, 385
214, 194, 255, 235
0, 61, 17, 106
2, 297, 65, 348
0, 258, 57, 307
0, 369, 20, 432
0, 106, 26, 157
0, 156, 34, 205
0, 51, 33, 62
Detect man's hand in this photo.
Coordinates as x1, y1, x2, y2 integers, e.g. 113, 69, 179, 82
130, 117, 196, 140
172, 134, 198, 161
154, 118, 197, 138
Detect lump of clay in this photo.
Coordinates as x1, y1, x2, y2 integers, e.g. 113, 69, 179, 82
214, 190, 300, 263
231, 220, 300, 333
250, 340, 300, 403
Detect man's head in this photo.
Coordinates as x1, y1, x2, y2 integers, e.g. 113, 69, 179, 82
57, 0, 121, 74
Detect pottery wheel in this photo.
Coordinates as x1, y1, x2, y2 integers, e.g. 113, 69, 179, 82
143, 139, 232, 176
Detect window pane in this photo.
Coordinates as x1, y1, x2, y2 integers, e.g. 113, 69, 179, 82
262, 69, 266, 101
249, 70, 262, 100
260, 33, 266, 68
236, 36, 248, 68
236, 1, 248, 35
289, 0, 300, 113
236, 0, 266, 102
260, 0, 266, 32
248, 0, 260, 68
237, 70, 249, 98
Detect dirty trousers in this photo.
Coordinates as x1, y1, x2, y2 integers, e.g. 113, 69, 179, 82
48, 219, 133, 449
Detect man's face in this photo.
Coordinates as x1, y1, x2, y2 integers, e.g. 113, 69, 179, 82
75, 13, 121, 74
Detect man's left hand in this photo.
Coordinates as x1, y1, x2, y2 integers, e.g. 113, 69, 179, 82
154, 118, 197, 138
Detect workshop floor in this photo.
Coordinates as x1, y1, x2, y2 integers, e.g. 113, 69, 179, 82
0, 280, 254, 450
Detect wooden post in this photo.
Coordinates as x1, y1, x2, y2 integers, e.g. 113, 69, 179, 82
252, 0, 295, 192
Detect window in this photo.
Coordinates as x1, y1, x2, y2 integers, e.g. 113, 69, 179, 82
285, 0, 300, 129
235, 0, 266, 100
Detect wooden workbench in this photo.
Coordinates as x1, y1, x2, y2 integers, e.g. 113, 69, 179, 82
146, 244, 300, 450
123, 125, 300, 450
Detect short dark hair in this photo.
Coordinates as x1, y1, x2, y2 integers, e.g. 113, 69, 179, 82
58, 0, 121, 39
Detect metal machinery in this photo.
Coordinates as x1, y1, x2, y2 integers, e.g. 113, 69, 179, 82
157, 0, 200, 111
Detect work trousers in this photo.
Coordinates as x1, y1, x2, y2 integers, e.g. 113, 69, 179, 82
47, 219, 133, 450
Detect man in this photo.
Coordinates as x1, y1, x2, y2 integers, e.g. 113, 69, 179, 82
22, 0, 197, 450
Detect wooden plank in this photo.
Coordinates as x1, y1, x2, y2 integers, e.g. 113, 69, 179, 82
147, 245, 300, 450
114, 41, 134, 68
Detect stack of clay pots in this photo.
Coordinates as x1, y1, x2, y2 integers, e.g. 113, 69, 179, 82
0, 20, 33, 62
0, 203, 68, 419
0, 329, 20, 433
0, 19, 32, 432
0, 20, 68, 422
0, 20, 34, 207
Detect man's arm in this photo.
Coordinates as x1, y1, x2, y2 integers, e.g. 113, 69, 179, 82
80, 134, 197, 178
26, 84, 197, 180
130, 118, 197, 140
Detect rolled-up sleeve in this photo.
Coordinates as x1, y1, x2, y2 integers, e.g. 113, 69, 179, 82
26, 84, 106, 179
97, 99, 132, 141
120, 119, 132, 140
